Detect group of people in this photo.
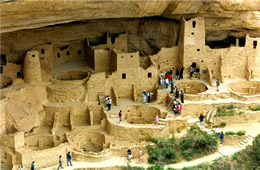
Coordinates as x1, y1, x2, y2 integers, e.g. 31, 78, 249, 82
189, 65, 201, 79
105, 96, 112, 111
159, 67, 184, 90
127, 149, 143, 163
28, 152, 72, 170
142, 90, 153, 104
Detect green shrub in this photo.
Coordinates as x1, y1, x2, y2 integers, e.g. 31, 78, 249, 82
147, 137, 177, 165
238, 111, 244, 115
250, 135, 260, 168
228, 109, 235, 116
249, 106, 260, 111
147, 165, 164, 170
177, 128, 181, 133
146, 137, 159, 144
237, 130, 246, 136
220, 122, 227, 127
180, 128, 218, 160
225, 131, 236, 135
122, 165, 144, 170
226, 104, 234, 109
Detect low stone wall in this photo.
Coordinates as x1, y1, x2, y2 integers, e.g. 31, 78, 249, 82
224, 135, 246, 146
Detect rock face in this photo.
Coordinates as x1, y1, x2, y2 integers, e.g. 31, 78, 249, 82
0, 0, 260, 34
0, 18, 179, 62
5, 100, 40, 134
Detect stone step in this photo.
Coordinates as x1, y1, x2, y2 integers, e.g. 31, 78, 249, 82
240, 141, 245, 145
242, 139, 248, 143
237, 143, 243, 147
158, 118, 168, 122
158, 122, 167, 125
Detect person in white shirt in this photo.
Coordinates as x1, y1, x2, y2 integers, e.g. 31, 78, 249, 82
215, 126, 220, 136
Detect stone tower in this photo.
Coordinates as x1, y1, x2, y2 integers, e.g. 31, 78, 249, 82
23, 51, 42, 84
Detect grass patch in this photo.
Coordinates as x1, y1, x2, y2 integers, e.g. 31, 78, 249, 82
122, 165, 144, 170
215, 105, 238, 117
226, 104, 234, 109
225, 130, 246, 136
249, 105, 260, 111
220, 122, 227, 127
237, 130, 246, 136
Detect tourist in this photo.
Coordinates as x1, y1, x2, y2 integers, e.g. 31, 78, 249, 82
199, 114, 204, 126
176, 103, 182, 115
160, 77, 164, 90
159, 71, 164, 78
171, 67, 174, 77
106, 97, 112, 111
167, 72, 172, 82
176, 68, 180, 80
216, 79, 220, 91
175, 86, 179, 99
154, 115, 159, 125
190, 65, 193, 78
180, 89, 184, 103
147, 91, 153, 103
57, 155, 63, 169
165, 95, 170, 106
67, 151, 72, 166
142, 90, 147, 104
31, 161, 35, 170
170, 78, 175, 94
180, 67, 184, 79
119, 110, 122, 123
20, 165, 23, 170
220, 131, 224, 144
215, 126, 220, 136
105, 96, 109, 110
165, 78, 169, 89
127, 149, 133, 162
196, 66, 200, 79
138, 150, 143, 163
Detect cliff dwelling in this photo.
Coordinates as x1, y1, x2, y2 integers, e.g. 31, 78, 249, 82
0, 0, 260, 170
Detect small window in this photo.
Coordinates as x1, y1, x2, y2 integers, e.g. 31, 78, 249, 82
57, 53, 60, 58
32, 55, 35, 57
78, 49, 82, 55
192, 21, 196, 28
148, 72, 152, 78
66, 51, 70, 56
0, 66, 3, 74
191, 32, 194, 35
212, 70, 214, 74
197, 49, 200, 51
41, 49, 45, 54
0, 54, 7, 65
238, 37, 246, 47
253, 41, 257, 49
201, 60, 203, 63
131, 55, 133, 58
122, 73, 126, 79
17, 72, 22, 78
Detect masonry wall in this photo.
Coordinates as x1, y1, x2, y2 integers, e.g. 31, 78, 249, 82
94, 49, 111, 72
149, 46, 179, 73
31, 44, 53, 75
53, 42, 85, 66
